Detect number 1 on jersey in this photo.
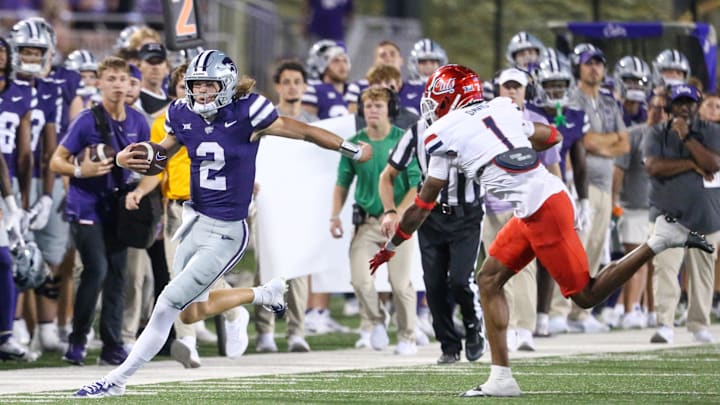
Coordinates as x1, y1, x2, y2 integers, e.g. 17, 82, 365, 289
482, 116, 514, 149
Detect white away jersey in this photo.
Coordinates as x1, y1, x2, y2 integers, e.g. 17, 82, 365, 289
424, 97, 568, 218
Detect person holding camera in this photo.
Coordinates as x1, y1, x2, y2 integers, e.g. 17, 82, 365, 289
330, 87, 421, 355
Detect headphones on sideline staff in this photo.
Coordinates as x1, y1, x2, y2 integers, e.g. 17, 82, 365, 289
357, 87, 400, 120
492, 69, 536, 103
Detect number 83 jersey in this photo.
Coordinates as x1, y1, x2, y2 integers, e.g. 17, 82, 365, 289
165, 93, 278, 221
424, 97, 567, 218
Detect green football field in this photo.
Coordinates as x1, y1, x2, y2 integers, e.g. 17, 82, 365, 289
2, 344, 718, 404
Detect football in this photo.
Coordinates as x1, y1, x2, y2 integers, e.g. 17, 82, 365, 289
130, 141, 168, 176
75, 143, 116, 164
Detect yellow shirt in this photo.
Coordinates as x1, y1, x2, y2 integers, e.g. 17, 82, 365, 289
151, 112, 190, 200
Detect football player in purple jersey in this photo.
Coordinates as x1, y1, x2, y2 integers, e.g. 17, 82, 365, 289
73, 50, 371, 398
9, 17, 69, 355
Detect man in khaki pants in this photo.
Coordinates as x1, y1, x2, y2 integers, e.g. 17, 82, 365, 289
643, 84, 720, 344
330, 88, 420, 355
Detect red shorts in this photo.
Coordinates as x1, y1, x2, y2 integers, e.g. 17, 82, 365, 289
488, 192, 590, 297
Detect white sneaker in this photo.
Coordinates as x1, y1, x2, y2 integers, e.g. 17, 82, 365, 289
516, 328, 536, 351
12, 319, 30, 346
342, 297, 360, 316
646, 312, 658, 328
693, 329, 715, 343
674, 308, 688, 327
568, 316, 610, 333
255, 332, 278, 353
417, 311, 434, 337
370, 324, 389, 350
355, 331, 371, 349
253, 277, 288, 314
650, 325, 674, 343
506, 329, 519, 352
170, 337, 202, 368
621, 310, 646, 330
548, 315, 569, 335
317, 309, 350, 333
648, 215, 714, 253
415, 326, 430, 346
225, 306, 250, 358
288, 335, 311, 352
0, 338, 38, 362
304, 308, 321, 334
534, 313, 550, 337
394, 340, 417, 355
599, 306, 622, 329
460, 377, 522, 397
194, 321, 218, 344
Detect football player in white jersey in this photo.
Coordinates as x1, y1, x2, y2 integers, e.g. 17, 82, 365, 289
370, 64, 714, 397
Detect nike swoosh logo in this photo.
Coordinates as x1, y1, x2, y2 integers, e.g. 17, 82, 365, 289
155, 152, 167, 161
224, 120, 237, 128
407, 93, 417, 99
11, 96, 22, 102
42, 94, 52, 99
565, 123, 575, 128
220, 235, 234, 240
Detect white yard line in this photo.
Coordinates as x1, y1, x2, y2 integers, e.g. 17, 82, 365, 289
0, 324, 718, 395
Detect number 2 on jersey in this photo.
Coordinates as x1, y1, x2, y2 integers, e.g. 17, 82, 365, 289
197, 141, 226, 191
482, 116, 514, 149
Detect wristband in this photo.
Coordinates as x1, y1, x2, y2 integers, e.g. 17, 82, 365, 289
546, 125, 559, 145
339, 141, 362, 161
4, 196, 18, 212
73, 164, 83, 178
395, 225, 411, 241
383, 209, 397, 216
414, 195, 436, 211
114, 154, 126, 169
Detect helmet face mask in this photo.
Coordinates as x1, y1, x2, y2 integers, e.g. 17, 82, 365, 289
536, 54, 573, 108
184, 50, 238, 118
652, 49, 690, 86
420, 64, 483, 125
506, 32, 545, 69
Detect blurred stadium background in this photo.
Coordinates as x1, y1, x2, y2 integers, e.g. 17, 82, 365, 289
0, 0, 718, 95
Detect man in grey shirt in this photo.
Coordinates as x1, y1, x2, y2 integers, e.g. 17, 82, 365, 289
643, 84, 720, 344
564, 47, 629, 332
613, 93, 668, 330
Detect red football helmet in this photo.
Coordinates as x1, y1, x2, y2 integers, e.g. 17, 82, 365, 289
420, 64, 483, 125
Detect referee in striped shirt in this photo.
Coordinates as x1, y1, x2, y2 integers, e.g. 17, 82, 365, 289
379, 120, 485, 364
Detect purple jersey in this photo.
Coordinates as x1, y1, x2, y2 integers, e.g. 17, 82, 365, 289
307, 0, 352, 41
528, 103, 589, 181
397, 79, 424, 115
344, 79, 368, 105
621, 101, 648, 127
302, 81, 349, 119
61, 105, 149, 224
30, 78, 62, 178
0, 80, 34, 178
165, 94, 278, 221
48, 66, 82, 136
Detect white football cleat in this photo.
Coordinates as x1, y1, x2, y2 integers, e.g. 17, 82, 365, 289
648, 215, 714, 254
254, 278, 288, 314
460, 377, 522, 397
225, 306, 250, 358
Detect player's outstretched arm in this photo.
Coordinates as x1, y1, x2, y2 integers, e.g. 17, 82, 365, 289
254, 116, 372, 162
369, 176, 447, 274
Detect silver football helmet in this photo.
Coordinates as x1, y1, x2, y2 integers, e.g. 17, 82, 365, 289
408, 38, 448, 82
506, 31, 545, 69
114, 25, 142, 51
64, 49, 98, 72
9, 230, 46, 291
536, 53, 574, 108
171, 46, 205, 69
9, 18, 54, 76
614, 55, 651, 102
306, 39, 349, 80
652, 49, 691, 86
184, 50, 238, 117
